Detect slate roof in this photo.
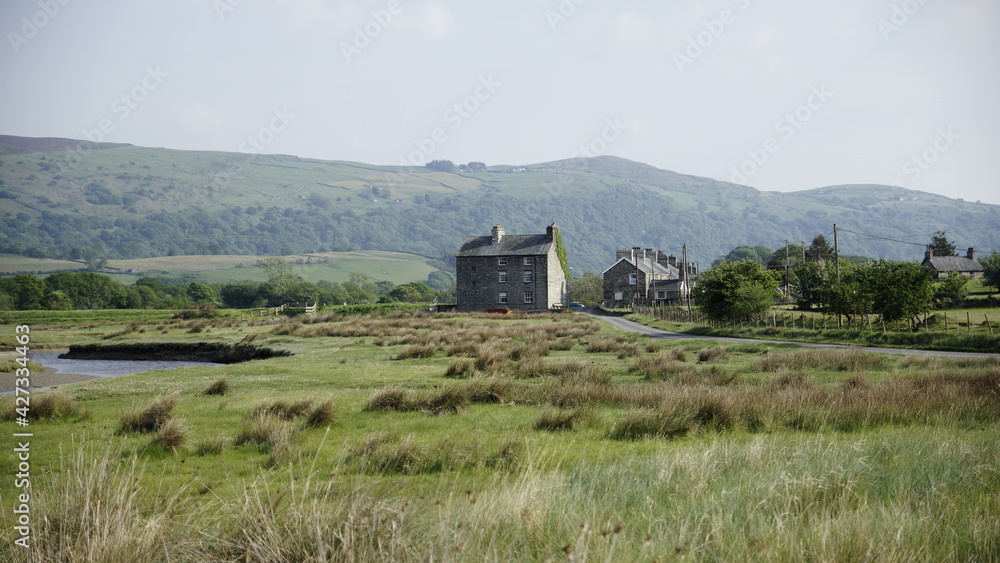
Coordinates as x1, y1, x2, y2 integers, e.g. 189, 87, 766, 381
601, 257, 678, 278
457, 234, 552, 257
923, 256, 984, 273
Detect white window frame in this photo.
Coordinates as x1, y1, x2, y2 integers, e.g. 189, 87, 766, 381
523, 270, 533, 283
498, 271, 507, 283
523, 257, 534, 266
629, 272, 637, 285
524, 291, 534, 304
498, 292, 508, 304
497, 257, 507, 266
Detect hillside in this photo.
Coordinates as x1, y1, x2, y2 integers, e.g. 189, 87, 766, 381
1, 135, 997, 275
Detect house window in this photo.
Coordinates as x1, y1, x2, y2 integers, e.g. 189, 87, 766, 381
629, 273, 637, 285
657, 291, 666, 299
524, 291, 534, 304
498, 292, 508, 304
614, 292, 624, 301
523, 257, 534, 266
523, 270, 534, 283
498, 257, 507, 266
498, 271, 507, 283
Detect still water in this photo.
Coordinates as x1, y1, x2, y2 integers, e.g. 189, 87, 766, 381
32, 352, 221, 379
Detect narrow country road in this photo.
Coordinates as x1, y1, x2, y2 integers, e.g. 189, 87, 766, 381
589, 312, 1000, 360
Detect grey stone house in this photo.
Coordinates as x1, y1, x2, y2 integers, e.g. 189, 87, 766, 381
922, 247, 984, 279
456, 224, 568, 312
602, 248, 697, 307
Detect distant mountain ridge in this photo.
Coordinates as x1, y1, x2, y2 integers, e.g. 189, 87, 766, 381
0, 135, 996, 275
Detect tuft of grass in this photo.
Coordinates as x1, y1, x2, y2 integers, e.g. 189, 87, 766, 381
444, 357, 477, 378
118, 392, 179, 434
234, 413, 298, 463
697, 346, 729, 363
194, 435, 228, 456
248, 399, 314, 420
607, 407, 693, 440
152, 418, 188, 453
395, 344, 437, 360
3, 390, 82, 421
203, 376, 229, 396
303, 398, 335, 428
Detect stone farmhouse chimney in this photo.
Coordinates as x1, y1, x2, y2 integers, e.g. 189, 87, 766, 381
967, 247, 976, 261
925, 246, 933, 261
491, 224, 505, 245
546, 222, 559, 242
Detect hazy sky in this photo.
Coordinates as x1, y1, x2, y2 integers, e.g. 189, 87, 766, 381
2, 0, 998, 204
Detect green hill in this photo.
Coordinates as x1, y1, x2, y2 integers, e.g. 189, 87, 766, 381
1, 135, 997, 275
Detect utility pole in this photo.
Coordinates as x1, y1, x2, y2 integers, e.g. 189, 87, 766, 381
785, 239, 790, 302
833, 224, 840, 282
633, 247, 640, 309
683, 243, 693, 318
833, 223, 841, 329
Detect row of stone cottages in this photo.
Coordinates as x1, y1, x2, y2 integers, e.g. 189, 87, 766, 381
454, 224, 988, 313
454, 223, 698, 312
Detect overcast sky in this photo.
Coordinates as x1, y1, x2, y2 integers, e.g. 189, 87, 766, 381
2, 0, 998, 204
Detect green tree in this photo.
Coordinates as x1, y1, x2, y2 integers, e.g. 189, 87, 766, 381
859, 260, 934, 329
792, 260, 832, 310
221, 281, 268, 308
929, 230, 957, 256
45, 290, 74, 311
693, 260, 780, 323
45, 272, 128, 309
806, 234, 833, 262
980, 251, 1000, 294
186, 282, 217, 304
933, 271, 969, 307
713, 245, 773, 267
259, 257, 297, 293
343, 273, 377, 304
389, 282, 436, 302
568, 271, 603, 305
1, 274, 47, 310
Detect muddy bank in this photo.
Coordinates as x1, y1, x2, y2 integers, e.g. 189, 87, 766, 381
61, 341, 291, 364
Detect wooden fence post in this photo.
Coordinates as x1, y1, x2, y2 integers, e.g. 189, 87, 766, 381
986, 315, 994, 335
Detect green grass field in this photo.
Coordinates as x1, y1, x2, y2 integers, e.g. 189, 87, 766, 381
0, 250, 439, 285
1, 310, 998, 560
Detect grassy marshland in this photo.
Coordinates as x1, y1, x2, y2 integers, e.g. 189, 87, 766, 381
1, 310, 998, 561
